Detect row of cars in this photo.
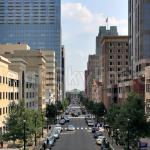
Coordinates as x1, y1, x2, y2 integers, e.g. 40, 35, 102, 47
85, 115, 95, 126
43, 124, 62, 149
59, 115, 70, 125
92, 126, 110, 150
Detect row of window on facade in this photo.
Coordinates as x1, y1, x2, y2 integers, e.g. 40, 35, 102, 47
0, 92, 19, 100
0, 76, 19, 87
0, 106, 10, 116
109, 55, 128, 59
26, 101, 35, 108
26, 82, 36, 89
26, 92, 35, 99
109, 61, 128, 65
107, 86, 131, 93
108, 42, 128, 47
109, 67, 127, 72
109, 49, 128, 53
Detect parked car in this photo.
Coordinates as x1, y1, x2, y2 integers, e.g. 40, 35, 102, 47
47, 136, 55, 147
96, 136, 106, 145
51, 129, 60, 139
94, 131, 103, 139
67, 125, 75, 131
54, 124, 63, 132
59, 119, 65, 125
64, 116, 70, 122
92, 127, 99, 133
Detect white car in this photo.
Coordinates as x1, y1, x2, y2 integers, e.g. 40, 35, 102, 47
51, 129, 59, 139
96, 136, 106, 145
99, 127, 105, 132
67, 125, 75, 131
55, 124, 63, 131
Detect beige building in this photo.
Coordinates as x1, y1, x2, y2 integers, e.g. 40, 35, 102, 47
100, 36, 129, 109
0, 56, 19, 134
85, 55, 100, 100
41, 51, 56, 104
0, 44, 47, 110
91, 80, 102, 103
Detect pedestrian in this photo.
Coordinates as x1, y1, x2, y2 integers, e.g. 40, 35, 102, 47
43, 142, 47, 150
47, 138, 49, 145
0, 140, 3, 148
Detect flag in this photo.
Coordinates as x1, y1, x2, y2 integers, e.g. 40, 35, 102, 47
106, 17, 108, 23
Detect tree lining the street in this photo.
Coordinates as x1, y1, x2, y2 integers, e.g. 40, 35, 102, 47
106, 92, 150, 149
3, 101, 43, 146
80, 94, 106, 118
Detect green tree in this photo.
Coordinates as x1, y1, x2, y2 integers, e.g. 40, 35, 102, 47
46, 104, 57, 123
115, 92, 148, 148
61, 98, 70, 111
3, 102, 42, 145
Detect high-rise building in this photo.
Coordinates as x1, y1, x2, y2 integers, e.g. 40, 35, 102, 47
0, 0, 61, 64
96, 26, 118, 55
129, 0, 150, 77
100, 36, 129, 108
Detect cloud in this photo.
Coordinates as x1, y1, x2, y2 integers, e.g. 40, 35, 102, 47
62, 2, 93, 23
62, 2, 128, 35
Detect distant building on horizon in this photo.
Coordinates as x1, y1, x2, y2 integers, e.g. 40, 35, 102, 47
96, 26, 118, 55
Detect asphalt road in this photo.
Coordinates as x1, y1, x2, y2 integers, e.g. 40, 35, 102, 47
52, 117, 100, 150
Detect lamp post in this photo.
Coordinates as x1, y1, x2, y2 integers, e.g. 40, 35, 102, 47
41, 112, 44, 138
23, 119, 26, 150
127, 118, 130, 150
34, 114, 37, 146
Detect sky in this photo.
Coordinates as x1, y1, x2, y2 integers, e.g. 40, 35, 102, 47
62, 0, 128, 91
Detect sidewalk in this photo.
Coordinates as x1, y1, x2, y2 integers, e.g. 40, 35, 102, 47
32, 128, 52, 150
103, 130, 124, 150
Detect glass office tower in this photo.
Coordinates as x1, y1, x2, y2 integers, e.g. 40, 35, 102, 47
0, 0, 61, 65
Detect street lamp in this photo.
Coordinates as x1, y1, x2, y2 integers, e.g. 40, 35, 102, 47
41, 112, 44, 138
23, 119, 26, 150
34, 114, 37, 146
127, 118, 130, 150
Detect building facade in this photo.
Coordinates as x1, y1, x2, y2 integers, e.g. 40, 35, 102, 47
96, 26, 118, 55
41, 51, 56, 104
0, 56, 19, 134
129, 0, 150, 77
100, 36, 129, 108
0, 0, 61, 64
85, 55, 100, 100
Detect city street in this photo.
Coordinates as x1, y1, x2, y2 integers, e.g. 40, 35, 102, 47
52, 117, 100, 150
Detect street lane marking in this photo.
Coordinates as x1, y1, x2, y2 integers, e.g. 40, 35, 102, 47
85, 127, 87, 130
77, 127, 79, 130
89, 127, 91, 130
81, 127, 83, 130
65, 128, 67, 130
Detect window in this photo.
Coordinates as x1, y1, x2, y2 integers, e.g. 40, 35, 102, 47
118, 55, 121, 59
3, 92, 5, 99
109, 49, 112, 53
126, 49, 128, 52
118, 43, 120, 46
118, 49, 120, 53
109, 62, 112, 65
3, 77, 5, 84
118, 68, 121, 71
0, 108, 1, 115
126, 62, 128, 65
109, 68, 112, 71
118, 62, 121, 65
126, 55, 128, 59
109, 43, 112, 46
3, 107, 5, 114
110, 56, 112, 59
126, 43, 128, 46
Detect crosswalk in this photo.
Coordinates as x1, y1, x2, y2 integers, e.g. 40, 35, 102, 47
61, 127, 92, 131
